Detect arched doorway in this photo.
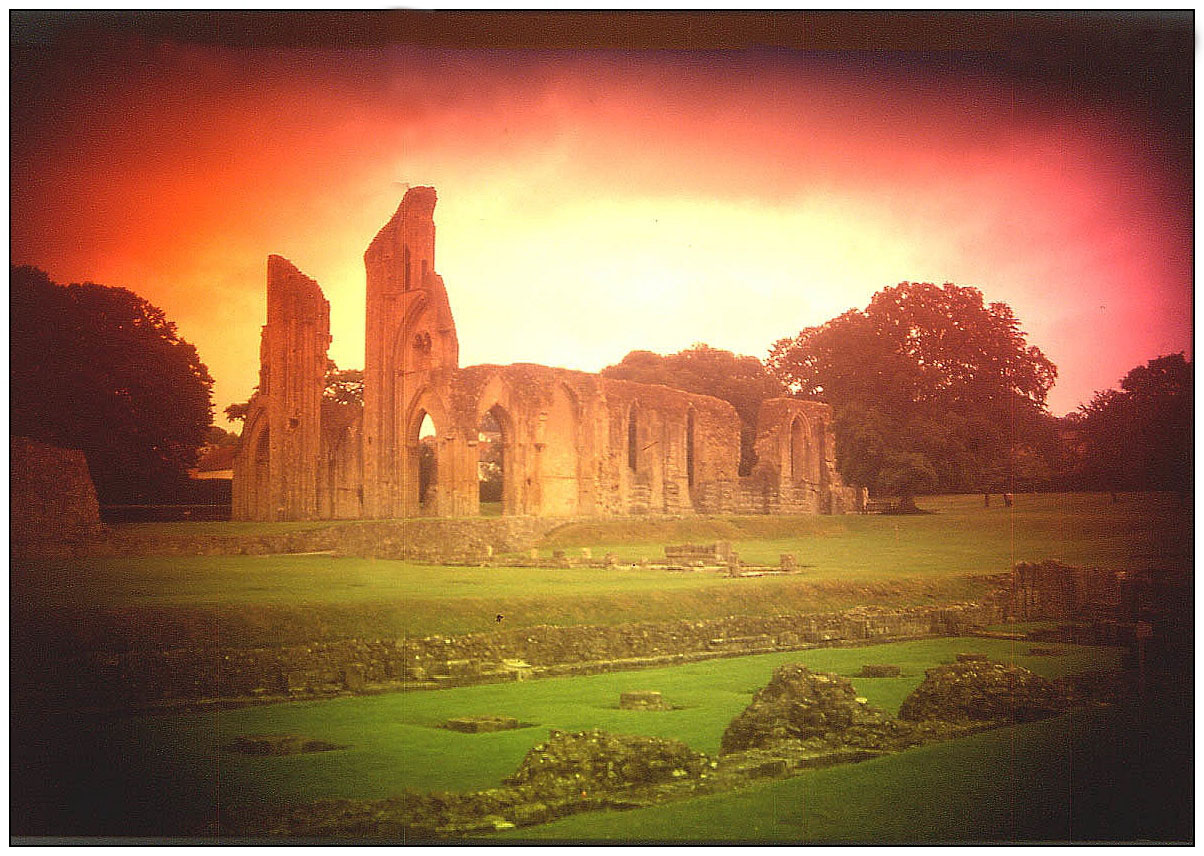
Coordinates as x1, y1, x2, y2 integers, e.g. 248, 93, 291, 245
416, 412, 438, 514
477, 406, 505, 516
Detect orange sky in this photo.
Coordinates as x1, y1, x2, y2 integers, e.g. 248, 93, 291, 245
11, 13, 1193, 425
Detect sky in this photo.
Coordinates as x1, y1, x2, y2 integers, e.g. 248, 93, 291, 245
10, 12, 1193, 424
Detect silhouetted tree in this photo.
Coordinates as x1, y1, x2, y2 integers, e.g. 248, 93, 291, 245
601, 344, 786, 475
323, 360, 364, 407
1071, 354, 1192, 493
10, 265, 214, 503
767, 282, 1056, 499
225, 360, 364, 423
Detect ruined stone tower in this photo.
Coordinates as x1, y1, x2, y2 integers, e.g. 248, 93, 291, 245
231, 255, 331, 520
362, 186, 460, 518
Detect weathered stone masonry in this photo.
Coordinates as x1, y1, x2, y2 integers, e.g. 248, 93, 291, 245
233, 187, 857, 521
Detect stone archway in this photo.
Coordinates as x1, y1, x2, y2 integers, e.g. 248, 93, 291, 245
238, 416, 272, 521
477, 404, 509, 516
415, 412, 438, 513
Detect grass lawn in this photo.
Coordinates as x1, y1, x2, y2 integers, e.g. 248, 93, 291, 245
539, 491, 1192, 575
12, 492, 1190, 645
11, 636, 1123, 838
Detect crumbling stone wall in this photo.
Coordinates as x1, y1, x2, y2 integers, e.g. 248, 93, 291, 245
10, 436, 102, 554
37, 600, 1004, 711
1009, 560, 1124, 621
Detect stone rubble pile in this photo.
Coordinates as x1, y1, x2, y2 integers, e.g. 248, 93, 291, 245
898, 657, 1068, 723
720, 663, 899, 754
503, 729, 712, 796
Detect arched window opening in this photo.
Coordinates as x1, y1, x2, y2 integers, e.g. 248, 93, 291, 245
478, 406, 505, 515
417, 412, 437, 509
627, 405, 639, 472
686, 411, 696, 488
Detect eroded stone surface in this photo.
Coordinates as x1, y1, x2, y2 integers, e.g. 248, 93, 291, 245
10, 436, 102, 554
619, 690, 672, 711
504, 729, 711, 795
719, 663, 897, 754
898, 659, 1068, 723
859, 664, 902, 678
445, 715, 521, 733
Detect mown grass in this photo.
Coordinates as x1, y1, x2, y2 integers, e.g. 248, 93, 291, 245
14, 492, 1188, 646
538, 491, 1192, 575
10, 636, 1123, 838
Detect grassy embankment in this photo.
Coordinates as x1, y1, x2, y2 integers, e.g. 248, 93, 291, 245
13, 492, 1189, 647
11, 636, 1126, 838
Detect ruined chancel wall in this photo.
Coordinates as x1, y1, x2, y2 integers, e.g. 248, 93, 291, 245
232, 187, 852, 521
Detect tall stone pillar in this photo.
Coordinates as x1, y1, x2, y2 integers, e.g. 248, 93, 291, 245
263, 255, 330, 520
362, 186, 459, 518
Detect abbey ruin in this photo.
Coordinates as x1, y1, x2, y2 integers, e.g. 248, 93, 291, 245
232, 187, 856, 521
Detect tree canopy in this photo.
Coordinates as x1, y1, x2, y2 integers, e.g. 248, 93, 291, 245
1068, 353, 1192, 493
767, 282, 1057, 499
225, 360, 363, 424
323, 363, 364, 407
11, 265, 214, 503
600, 344, 786, 474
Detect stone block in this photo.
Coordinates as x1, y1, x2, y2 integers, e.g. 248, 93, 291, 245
620, 690, 672, 711
859, 664, 902, 678
445, 715, 521, 733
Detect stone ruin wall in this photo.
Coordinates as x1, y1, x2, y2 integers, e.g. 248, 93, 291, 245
10, 436, 103, 555
231, 186, 855, 521
20, 562, 1153, 712
37, 600, 1005, 711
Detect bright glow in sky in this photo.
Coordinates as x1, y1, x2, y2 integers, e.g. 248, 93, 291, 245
11, 22, 1192, 425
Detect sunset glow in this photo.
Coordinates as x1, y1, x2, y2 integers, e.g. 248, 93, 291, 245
11, 13, 1192, 424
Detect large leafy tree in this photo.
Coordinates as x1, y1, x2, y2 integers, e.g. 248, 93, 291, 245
767, 282, 1056, 500
601, 344, 787, 474
11, 265, 214, 503
1070, 354, 1192, 492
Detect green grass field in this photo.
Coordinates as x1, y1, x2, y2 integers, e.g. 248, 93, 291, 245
10, 493, 1191, 841
13, 492, 1191, 645
10, 636, 1125, 838
492, 698, 1191, 843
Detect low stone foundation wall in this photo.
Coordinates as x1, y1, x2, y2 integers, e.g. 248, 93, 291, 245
88, 516, 571, 561
24, 600, 1007, 712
